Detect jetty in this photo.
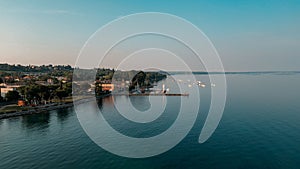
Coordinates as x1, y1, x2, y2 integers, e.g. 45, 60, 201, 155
112, 93, 189, 96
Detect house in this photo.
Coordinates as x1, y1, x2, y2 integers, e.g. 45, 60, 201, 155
1, 87, 15, 97
18, 100, 26, 106
23, 75, 32, 80
0, 85, 21, 97
47, 78, 53, 85
101, 84, 114, 91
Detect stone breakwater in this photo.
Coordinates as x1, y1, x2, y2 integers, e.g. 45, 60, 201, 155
0, 96, 98, 120
0, 103, 74, 119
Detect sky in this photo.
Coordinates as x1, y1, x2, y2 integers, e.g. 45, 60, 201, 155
0, 0, 300, 71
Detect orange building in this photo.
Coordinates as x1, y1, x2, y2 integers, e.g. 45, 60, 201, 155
101, 84, 114, 91
18, 100, 26, 106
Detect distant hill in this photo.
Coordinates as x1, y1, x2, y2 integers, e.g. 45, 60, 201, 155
0, 63, 73, 73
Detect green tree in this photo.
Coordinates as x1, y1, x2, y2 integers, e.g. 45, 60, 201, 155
55, 89, 68, 101
5, 90, 20, 101
129, 71, 146, 91
95, 81, 103, 96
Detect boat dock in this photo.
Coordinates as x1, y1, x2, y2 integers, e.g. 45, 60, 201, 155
112, 93, 189, 96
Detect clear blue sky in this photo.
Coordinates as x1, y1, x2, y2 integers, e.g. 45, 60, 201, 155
0, 0, 300, 71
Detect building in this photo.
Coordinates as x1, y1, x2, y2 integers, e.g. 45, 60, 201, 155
101, 84, 114, 91
18, 100, 26, 106
0, 85, 21, 97
47, 78, 54, 85
1, 88, 15, 97
23, 75, 32, 80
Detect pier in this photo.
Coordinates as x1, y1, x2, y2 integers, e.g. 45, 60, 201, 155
112, 93, 189, 96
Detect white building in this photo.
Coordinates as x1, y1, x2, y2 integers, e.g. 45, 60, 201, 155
1, 88, 15, 97
0, 85, 21, 97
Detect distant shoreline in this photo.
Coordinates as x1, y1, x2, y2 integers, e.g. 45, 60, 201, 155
1, 63, 299, 74
166, 71, 300, 75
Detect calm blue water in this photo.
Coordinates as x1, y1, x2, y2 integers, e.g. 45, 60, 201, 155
1, 73, 300, 169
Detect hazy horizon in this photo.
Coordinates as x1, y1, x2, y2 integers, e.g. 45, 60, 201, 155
1, 0, 300, 71
1, 62, 300, 73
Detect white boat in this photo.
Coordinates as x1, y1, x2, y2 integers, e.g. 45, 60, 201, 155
199, 84, 206, 88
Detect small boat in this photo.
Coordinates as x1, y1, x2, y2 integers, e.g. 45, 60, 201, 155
199, 84, 206, 88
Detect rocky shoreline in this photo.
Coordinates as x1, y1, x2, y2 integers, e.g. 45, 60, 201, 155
0, 97, 95, 120
0, 102, 74, 120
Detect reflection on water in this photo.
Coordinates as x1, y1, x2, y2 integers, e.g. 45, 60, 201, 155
129, 96, 151, 112
97, 97, 103, 110
96, 96, 114, 111
102, 96, 115, 106
21, 113, 50, 130
101, 96, 180, 138
56, 108, 71, 123
1, 73, 300, 169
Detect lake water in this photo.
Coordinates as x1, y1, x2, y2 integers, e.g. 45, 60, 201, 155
1, 73, 300, 169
